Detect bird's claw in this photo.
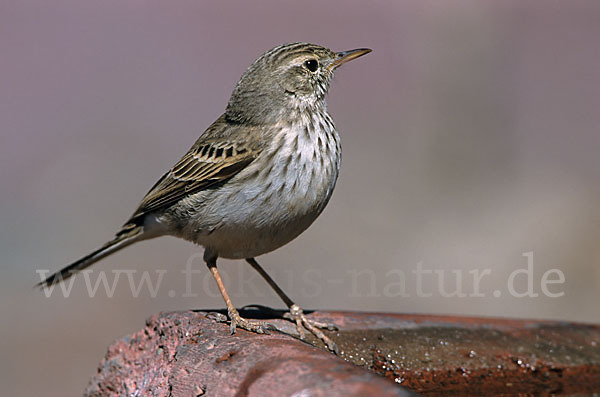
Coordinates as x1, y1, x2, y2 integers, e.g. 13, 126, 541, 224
227, 308, 275, 335
283, 304, 339, 354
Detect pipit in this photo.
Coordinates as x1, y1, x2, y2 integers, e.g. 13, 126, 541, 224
38, 43, 371, 353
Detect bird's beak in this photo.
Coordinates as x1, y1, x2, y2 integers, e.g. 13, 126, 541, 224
328, 48, 372, 71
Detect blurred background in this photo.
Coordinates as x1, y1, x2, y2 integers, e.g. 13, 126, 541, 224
2, 1, 600, 395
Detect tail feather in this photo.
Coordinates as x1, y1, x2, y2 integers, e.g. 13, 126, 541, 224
36, 225, 144, 288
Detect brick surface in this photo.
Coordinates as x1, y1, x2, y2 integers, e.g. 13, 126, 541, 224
85, 308, 600, 396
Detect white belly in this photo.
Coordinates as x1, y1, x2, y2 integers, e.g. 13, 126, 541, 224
163, 118, 341, 259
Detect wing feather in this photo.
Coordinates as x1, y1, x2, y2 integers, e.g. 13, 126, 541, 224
126, 118, 261, 223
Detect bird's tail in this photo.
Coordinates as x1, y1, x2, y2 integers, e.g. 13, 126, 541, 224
36, 225, 144, 288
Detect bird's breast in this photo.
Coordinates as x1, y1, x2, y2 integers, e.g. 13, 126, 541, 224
229, 112, 340, 223
182, 112, 342, 258
262, 113, 341, 218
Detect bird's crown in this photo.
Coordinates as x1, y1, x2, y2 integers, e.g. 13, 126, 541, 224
225, 43, 370, 124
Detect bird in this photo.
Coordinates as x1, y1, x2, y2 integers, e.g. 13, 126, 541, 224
38, 42, 371, 353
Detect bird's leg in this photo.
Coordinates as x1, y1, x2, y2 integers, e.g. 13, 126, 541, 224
206, 258, 273, 335
246, 258, 339, 354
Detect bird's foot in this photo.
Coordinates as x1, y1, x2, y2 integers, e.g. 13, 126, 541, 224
227, 307, 274, 335
283, 304, 339, 354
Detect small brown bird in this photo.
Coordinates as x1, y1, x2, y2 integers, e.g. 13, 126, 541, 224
38, 43, 371, 353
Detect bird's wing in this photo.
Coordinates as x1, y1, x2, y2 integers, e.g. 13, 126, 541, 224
127, 122, 260, 223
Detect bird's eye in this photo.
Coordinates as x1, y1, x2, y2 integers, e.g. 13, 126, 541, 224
304, 59, 319, 72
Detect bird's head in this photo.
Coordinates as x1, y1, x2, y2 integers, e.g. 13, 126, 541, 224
225, 43, 371, 124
